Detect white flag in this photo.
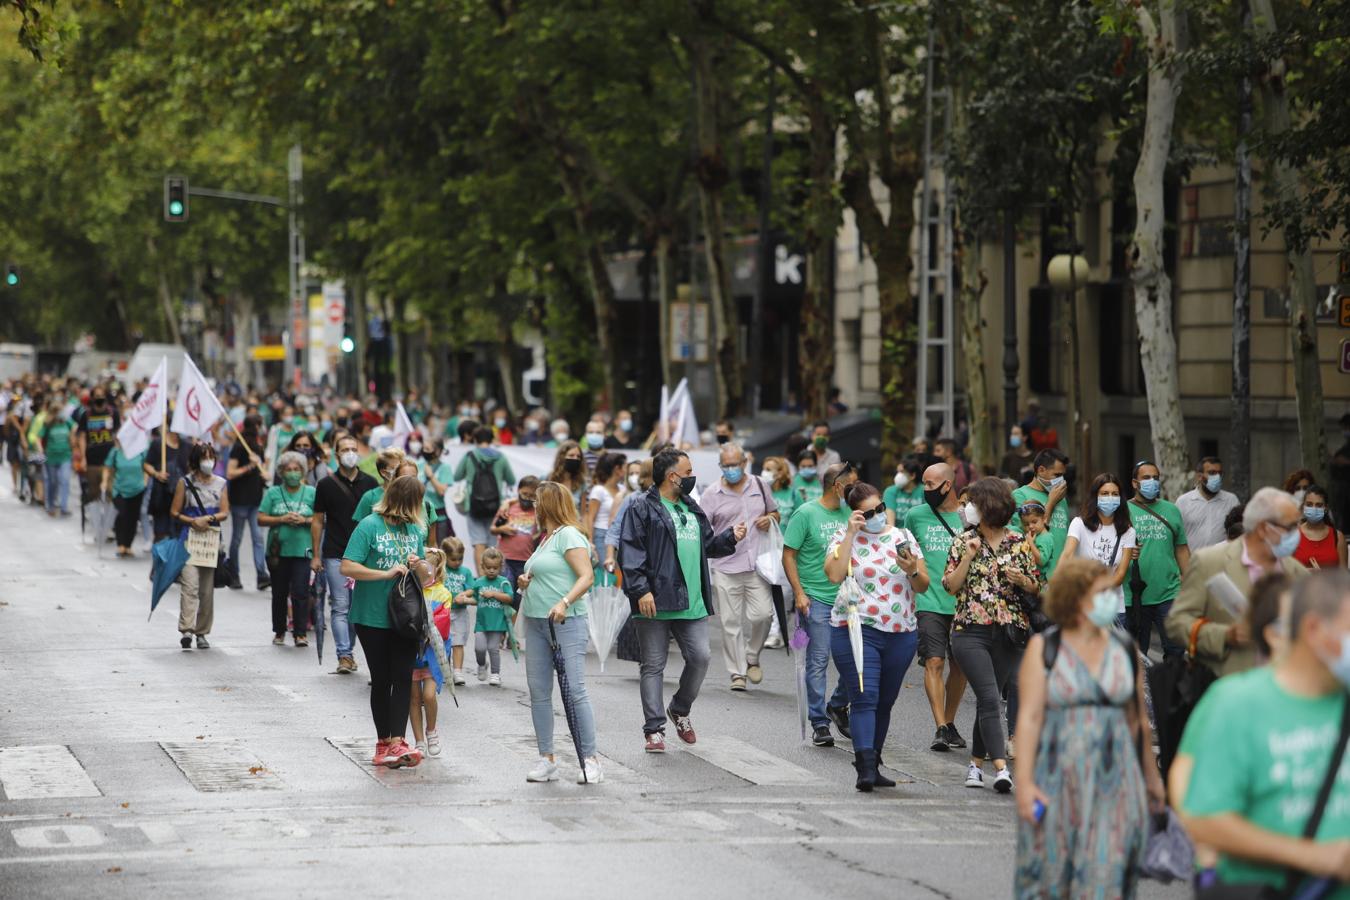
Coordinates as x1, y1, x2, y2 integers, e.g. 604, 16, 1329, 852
171, 355, 226, 440
116, 357, 167, 458
393, 402, 416, 450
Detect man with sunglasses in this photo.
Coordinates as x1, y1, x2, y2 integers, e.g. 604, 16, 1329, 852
620, 449, 748, 753
1126, 460, 1190, 660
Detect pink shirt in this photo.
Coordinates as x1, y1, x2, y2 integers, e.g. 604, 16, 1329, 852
1239, 537, 1279, 585
701, 476, 777, 575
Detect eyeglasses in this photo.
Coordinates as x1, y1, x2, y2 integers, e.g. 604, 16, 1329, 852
860, 503, 887, 521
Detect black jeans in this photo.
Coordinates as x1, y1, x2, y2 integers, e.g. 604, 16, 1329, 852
270, 556, 311, 636
113, 492, 144, 548
356, 624, 418, 740
950, 623, 1023, 762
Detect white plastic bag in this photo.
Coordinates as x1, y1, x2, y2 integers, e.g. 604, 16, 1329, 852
756, 519, 787, 587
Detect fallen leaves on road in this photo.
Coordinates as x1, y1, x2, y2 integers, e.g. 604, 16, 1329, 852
120, 802, 129, 809
105, 867, 122, 874
248, 766, 268, 776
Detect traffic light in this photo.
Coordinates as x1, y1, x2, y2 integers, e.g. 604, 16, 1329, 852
164, 175, 189, 222
3, 262, 17, 288
340, 336, 355, 353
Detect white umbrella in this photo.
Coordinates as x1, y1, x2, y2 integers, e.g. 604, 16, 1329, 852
587, 573, 630, 672
838, 565, 865, 693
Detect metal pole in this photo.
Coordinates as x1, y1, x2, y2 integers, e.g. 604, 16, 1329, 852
915, 25, 936, 440
286, 143, 305, 392
1230, 0, 1254, 501
749, 68, 774, 419
1001, 213, 1019, 438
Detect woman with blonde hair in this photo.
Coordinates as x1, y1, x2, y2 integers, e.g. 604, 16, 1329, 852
517, 481, 600, 784
340, 475, 428, 769
548, 440, 588, 513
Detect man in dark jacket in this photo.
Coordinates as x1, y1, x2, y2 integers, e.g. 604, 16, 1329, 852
620, 448, 746, 753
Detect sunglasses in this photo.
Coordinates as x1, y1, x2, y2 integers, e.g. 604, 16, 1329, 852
672, 506, 688, 528
860, 502, 887, 521
1017, 503, 1045, 516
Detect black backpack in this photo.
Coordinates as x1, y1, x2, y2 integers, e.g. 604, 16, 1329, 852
387, 570, 428, 641
467, 452, 501, 519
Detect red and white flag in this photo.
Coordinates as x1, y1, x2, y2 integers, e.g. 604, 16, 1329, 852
116, 357, 167, 458
170, 355, 226, 440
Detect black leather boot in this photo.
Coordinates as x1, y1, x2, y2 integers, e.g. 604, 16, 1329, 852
853, 749, 877, 792
873, 753, 897, 788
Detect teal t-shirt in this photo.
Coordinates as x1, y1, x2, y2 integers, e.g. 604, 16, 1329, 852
903, 504, 963, 615
1032, 530, 1059, 583
790, 474, 824, 509
639, 497, 707, 620
444, 565, 474, 600
343, 515, 427, 629
260, 484, 317, 558
1010, 484, 1070, 562
41, 419, 74, 465
106, 447, 147, 499
771, 485, 798, 525
417, 458, 446, 517
472, 574, 515, 632
1128, 498, 1188, 606
353, 485, 435, 536
521, 525, 591, 619
783, 499, 851, 605
883, 483, 924, 524
1182, 668, 1350, 895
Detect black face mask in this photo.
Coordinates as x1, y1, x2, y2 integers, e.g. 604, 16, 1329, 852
563, 457, 582, 475
924, 484, 949, 509
715, 434, 729, 445
678, 474, 697, 496
519, 498, 535, 510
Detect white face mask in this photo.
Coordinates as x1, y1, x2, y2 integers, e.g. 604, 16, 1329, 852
894, 471, 909, 489
963, 502, 981, 527
407, 441, 423, 456
628, 474, 641, 491
339, 450, 360, 469
199, 459, 215, 474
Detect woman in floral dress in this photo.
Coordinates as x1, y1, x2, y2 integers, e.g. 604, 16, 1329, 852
824, 482, 928, 792
1013, 557, 1164, 899
942, 477, 1042, 794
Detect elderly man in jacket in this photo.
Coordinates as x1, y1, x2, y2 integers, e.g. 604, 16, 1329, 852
1167, 486, 1309, 678
620, 448, 747, 753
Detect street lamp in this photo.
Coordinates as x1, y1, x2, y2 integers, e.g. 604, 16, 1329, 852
1047, 252, 1090, 473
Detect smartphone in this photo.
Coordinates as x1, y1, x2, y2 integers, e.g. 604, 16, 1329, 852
1033, 799, 1046, 823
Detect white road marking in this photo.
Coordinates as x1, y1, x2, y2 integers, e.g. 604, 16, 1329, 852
678, 735, 823, 786
10, 825, 104, 849
271, 684, 306, 702
159, 740, 281, 792
0, 745, 102, 800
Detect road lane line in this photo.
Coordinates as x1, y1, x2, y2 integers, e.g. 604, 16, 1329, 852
0, 745, 102, 800
677, 735, 823, 786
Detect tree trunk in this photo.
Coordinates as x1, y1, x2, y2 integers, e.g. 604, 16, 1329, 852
1130, 0, 1191, 499
554, 164, 621, 411
657, 233, 675, 390
957, 233, 994, 472
493, 279, 522, 414
799, 106, 838, 422
350, 274, 367, 395
146, 236, 182, 346
1230, 0, 1254, 502
875, 254, 915, 470
391, 295, 408, 398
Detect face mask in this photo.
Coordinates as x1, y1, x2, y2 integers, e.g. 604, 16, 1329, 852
1268, 523, 1301, 558
525, 420, 539, 432
1205, 474, 1223, 493
716, 434, 730, 445
585, 433, 604, 449
282, 415, 294, 427
678, 474, 697, 496
1305, 506, 1326, 524
722, 467, 744, 484
1138, 478, 1160, 500
924, 485, 948, 508
1318, 633, 1350, 689
798, 467, 817, 480
1097, 496, 1121, 516
619, 419, 633, 433
895, 472, 909, 489
494, 418, 507, 429
963, 502, 981, 527
1292, 489, 1307, 507
519, 498, 534, 510
407, 441, 423, 456
864, 515, 886, 535
339, 450, 360, 469
1009, 434, 1022, 448
1041, 474, 1065, 491
813, 436, 829, 451
199, 459, 215, 474
283, 471, 303, 487
628, 474, 641, 491
552, 431, 569, 443
1086, 590, 1118, 628
563, 457, 582, 475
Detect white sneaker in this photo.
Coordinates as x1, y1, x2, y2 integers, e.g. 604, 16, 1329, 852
526, 757, 558, 783
477, 664, 488, 682
488, 673, 502, 687
426, 729, 442, 758
452, 669, 466, 686
577, 757, 604, 784
993, 767, 1013, 794
415, 740, 428, 759
964, 763, 985, 789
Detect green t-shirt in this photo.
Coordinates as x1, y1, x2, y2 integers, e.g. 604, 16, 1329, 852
521, 525, 591, 619
106, 447, 147, 499
1182, 668, 1350, 895
783, 499, 851, 605
444, 565, 474, 599
260, 484, 317, 558
771, 486, 797, 525
41, 419, 74, 465
343, 515, 427, 629
883, 483, 924, 524
904, 504, 963, 615
1010, 484, 1070, 561
639, 497, 707, 620
472, 574, 515, 632
1128, 498, 1188, 606
1033, 531, 1059, 583
453, 450, 516, 515
790, 474, 824, 508
352, 486, 434, 536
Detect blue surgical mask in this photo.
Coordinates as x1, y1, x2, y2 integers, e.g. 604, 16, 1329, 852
722, 467, 744, 484
1269, 523, 1301, 559
1305, 506, 1326, 524
1098, 496, 1121, 516
1320, 634, 1350, 689
1138, 478, 1160, 500
1086, 590, 1118, 628
1042, 474, 1065, 490
619, 419, 633, 433
864, 515, 886, 534
798, 467, 817, 480
1009, 435, 1023, 448
1205, 474, 1223, 493
585, 433, 604, 449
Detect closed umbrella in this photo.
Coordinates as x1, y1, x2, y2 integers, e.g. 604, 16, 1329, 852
148, 537, 188, 620
838, 565, 865, 693
791, 613, 811, 743
89, 494, 115, 558
310, 572, 327, 665
548, 619, 589, 781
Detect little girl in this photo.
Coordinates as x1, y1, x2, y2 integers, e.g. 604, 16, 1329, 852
441, 536, 475, 686
410, 549, 453, 759
472, 547, 515, 686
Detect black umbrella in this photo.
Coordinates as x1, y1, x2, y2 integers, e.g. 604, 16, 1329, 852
770, 584, 791, 655
549, 619, 589, 782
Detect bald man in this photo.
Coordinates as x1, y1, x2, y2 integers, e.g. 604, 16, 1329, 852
903, 463, 969, 751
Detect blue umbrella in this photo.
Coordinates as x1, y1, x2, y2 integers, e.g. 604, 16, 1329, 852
148, 537, 188, 620
549, 620, 588, 781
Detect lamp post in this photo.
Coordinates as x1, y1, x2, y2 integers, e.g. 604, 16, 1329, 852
1047, 252, 1090, 472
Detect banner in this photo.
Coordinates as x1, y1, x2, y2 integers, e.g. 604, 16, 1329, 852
116, 357, 167, 458
393, 402, 416, 450
171, 355, 227, 439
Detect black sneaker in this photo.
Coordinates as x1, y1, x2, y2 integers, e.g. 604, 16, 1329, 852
811, 725, 835, 747
826, 704, 852, 739
930, 727, 951, 752
180, 635, 192, 649
257, 577, 271, 591
944, 723, 967, 750
228, 578, 244, 590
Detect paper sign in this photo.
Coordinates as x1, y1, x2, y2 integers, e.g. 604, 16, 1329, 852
185, 527, 221, 569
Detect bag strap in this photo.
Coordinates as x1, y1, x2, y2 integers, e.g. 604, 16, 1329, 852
934, 507, 959, 540
1129, 499, 1176, 542
1187, 616, 1209, 660
1108, 529, 1124, 567
183, 476, 214, 518
1302, 693, 1350, 842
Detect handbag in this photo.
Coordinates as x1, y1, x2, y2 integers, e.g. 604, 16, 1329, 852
1149, 617, 1218, 776
977, 532, 1032, 647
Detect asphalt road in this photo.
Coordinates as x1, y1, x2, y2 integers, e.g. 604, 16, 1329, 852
0, 483, 1188, 899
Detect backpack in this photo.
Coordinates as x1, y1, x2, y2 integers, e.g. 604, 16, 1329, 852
387, 569, 428, 641
467, 452, 501, 519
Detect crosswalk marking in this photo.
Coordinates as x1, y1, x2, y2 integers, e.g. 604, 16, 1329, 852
0, 745, 102, 800
326, 737, 471, 787
159, 741, 281, 792
678, 735, 823, 786
493, 733, 647, 784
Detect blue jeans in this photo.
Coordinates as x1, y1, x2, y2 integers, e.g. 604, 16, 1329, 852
1118, 599, 1183, 660
323, 557, 354, 659
804, 599, 850, 728
43, 460, 71, 514
830, 626, 917, 752
229, 505, 267, 578
524, 615, 596, 759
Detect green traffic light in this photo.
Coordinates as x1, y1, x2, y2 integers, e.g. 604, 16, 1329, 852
340, 337, 355, 353
169, 200, 184, 216
4, 273, 16, 287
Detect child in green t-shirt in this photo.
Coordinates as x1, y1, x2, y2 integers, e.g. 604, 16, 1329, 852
1018, 501, 1058, 583
440, 536, 475, 686
471, 547, 515, 686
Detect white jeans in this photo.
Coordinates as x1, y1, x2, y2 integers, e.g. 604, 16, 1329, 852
712, 569, 773, 678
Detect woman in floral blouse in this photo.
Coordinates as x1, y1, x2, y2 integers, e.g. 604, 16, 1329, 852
942, 477, 1041, 795
824, 482, 928, 792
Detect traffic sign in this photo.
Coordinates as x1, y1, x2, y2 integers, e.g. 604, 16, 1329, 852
250, 344, 287, 361
327, 300, 344, 325
1341, 340, 1350, 374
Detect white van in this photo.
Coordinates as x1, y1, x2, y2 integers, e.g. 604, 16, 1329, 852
127, 344, 187, 385
0, 343, 37, 382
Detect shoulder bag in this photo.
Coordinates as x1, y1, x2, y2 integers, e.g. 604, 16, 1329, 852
183, 476, 229, 583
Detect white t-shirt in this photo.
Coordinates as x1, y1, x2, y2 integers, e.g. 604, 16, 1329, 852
1067, 516, 1137, 612
588, 484, 618, 531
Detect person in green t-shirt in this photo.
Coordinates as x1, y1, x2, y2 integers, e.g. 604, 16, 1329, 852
1010, 448, 1072, 560
1123, 460, 1190, 660
340, 474, 430, 769
453, 427, 517, 571
619, 449, 745, 752
883, 457, 925, 529
259, 451, 318, 646
355, 455, 437, 546
790, 448, 825, 510
783, 461, 858, 746
1182, 572, 1350, 895
35, 402, 75, 517
904, 461, 971, 752
101, 440, 148, 557
470, 547, 516, 685
761, 456, 798, 525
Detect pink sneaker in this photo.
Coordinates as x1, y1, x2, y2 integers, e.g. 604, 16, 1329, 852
385, 738, 423, 768
371, 739, 394, 767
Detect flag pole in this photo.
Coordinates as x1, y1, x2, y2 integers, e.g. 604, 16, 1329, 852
160, 397, 167, 474
221, 408, 262, 467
